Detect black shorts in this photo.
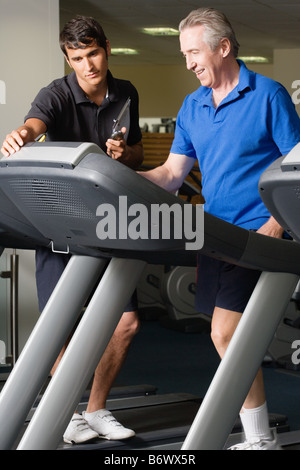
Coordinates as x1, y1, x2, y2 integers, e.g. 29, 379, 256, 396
195, 253, 261, 316
35, 247, 138, 312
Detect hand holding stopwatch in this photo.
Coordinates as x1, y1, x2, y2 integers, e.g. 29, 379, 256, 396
110, 97, 131, 140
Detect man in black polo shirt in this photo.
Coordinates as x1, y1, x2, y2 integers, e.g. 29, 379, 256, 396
1, 16, 143, 444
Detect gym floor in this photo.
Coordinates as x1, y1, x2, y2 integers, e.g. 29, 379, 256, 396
116, 315, 300, 433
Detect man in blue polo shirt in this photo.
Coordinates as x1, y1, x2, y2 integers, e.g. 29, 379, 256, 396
1, 16, 143, 445
141, 8, 300, 450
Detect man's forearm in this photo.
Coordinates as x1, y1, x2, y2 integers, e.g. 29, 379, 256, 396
137, 153, 195, 193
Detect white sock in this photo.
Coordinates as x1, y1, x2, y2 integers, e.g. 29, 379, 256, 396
240, 402, 272, 442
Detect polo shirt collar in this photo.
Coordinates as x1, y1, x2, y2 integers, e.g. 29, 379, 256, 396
195, 59, 254, 107
236, 59, 255, 93
106, 70, 120, 102
67, 69, 120, 104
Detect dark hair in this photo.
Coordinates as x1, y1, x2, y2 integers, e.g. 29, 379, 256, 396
60, 15, 107, 57
179, 8, 240, 58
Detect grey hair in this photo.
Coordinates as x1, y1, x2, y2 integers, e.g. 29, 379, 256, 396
179, 8, 240, 58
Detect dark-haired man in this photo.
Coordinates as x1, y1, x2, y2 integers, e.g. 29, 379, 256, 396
1, 16, 143, 445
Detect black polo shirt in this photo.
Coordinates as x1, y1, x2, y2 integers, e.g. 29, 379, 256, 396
24, 70, 142, 153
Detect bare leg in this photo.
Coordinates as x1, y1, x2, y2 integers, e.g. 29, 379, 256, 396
51, 342, 68, 376
51, 310, 139, 408
211, 306, 266, 409
86, 310, 140, 412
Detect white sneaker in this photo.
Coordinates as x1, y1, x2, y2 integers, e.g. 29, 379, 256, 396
63, 413, 99, 444
228, 434, 281, 450
82, 409, 135, 440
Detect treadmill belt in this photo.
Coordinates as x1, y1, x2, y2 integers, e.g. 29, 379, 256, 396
58, 396, 202, 450
58, 393, 288, 450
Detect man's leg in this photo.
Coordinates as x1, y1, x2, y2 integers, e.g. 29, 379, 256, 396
86, 310, 140, 412
63, 310, 140, 443
211, 307, 266, 407
211, 306, 277, 449
79, 310, 139, 440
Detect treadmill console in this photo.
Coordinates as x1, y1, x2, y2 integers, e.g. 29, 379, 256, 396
259, 142, 300, 241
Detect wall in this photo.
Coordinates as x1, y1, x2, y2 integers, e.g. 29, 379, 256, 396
110, 63, 199, 118
0, 0, 63, 141
0, 0, 63, 358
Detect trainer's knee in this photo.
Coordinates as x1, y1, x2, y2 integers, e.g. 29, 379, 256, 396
116, 310, 140, 340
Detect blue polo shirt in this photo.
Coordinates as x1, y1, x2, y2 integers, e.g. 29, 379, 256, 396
171, 60, 300, 229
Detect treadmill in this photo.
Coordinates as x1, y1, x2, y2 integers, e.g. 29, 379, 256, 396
0, 142, 300, 450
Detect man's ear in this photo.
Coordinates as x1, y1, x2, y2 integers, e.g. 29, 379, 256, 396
220, 38, 231, 58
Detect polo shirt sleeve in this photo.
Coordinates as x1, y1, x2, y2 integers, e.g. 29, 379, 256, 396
268, 86, 300, 154
24, 85, 62, 132
170, 97, 197, 159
